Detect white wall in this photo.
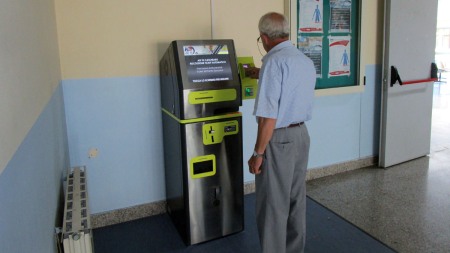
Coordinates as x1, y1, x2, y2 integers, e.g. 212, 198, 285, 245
60, 0, 385, 214
0, 0, 385, 226
0, 0, 61, 174
0, 1, 67, 252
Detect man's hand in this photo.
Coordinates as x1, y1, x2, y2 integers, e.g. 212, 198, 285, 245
245, 67, 260, 79
248, 117, 276, 175
248, 155, 263, 174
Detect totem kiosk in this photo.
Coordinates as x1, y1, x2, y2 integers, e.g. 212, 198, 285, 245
159, 40, 244, 245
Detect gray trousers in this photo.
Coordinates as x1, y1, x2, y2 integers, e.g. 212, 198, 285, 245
256, 124, 310, 253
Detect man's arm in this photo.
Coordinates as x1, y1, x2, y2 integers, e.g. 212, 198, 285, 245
248, 117, 277, 174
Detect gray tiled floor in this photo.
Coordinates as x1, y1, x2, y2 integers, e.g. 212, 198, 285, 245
307, 79, 450, 253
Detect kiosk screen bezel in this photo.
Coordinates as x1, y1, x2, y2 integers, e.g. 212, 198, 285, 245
175, 40, 240, 91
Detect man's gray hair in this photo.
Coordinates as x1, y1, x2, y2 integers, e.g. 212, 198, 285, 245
258, 12, 290, 40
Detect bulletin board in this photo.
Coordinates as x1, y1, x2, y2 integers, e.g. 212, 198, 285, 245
296, 0, 360, 90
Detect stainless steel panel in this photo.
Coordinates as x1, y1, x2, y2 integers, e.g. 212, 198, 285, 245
184, 117, 243, 244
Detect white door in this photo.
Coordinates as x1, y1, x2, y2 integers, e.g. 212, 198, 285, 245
380, 0, 439, 168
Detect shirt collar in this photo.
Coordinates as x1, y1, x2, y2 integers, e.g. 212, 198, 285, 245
262, 40, 292, 62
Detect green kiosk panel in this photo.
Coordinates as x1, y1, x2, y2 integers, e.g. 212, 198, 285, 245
202, 120, 239, 145
237, 56, 258, 100
190, 155, 216, 179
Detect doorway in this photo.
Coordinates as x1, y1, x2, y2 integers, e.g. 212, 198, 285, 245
431, 0, 450, 153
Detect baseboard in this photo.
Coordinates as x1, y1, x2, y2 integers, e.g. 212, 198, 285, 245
91, 200, 166, 229
91, 156, 377, 228
306, 156, 378, 181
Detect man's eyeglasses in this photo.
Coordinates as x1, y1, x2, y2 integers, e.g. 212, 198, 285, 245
257, 36, 264, 56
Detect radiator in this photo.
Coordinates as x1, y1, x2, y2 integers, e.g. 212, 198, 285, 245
62, 166, 94, 253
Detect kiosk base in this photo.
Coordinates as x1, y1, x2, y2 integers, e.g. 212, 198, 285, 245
162, 112, 244, 245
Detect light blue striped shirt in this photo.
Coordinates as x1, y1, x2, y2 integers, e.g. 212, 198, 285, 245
253, 41, 316, 129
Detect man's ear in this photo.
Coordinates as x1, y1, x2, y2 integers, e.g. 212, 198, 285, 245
260, 34, 269, 44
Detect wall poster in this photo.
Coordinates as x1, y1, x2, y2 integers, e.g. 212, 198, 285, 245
328, 36, 351, 77
330, 0, 352, 33
297, 0, 359, 89
298, 36, 323, 78
299, 0, 324, 33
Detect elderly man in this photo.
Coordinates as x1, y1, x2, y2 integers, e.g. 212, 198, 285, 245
247, 12, 316, 253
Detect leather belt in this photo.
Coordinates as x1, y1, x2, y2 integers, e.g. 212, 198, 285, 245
288, 122, 304, 128
275, 122, 304, 130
